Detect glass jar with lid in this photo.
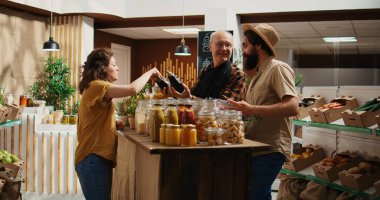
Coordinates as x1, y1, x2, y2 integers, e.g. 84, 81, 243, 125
5, 93, 14, 105
159, 124, 168, 145
166, 124, 181, 146
148, 103, 164, 143
177, 98, 196, 125
135, 100, 152, 134
181, 124, 197, 146
196, 110, 218, 143
19, 94, 27, 107
164, 99, 179, 125
205, 127, 225, 145
220, 110, 244, 144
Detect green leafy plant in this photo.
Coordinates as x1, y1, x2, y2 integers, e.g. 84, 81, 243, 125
115, 83, 151, 116
295, 73, 304, 87
0, 86, 4, 105
30, 57, 75, 113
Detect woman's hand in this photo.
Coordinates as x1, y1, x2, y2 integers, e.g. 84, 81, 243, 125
166, 83, 192, 99
150, 67, 163, 80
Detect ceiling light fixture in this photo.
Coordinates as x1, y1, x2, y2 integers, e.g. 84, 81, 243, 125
163, 27, 201, 35
174, 0, 191, 56
323, 37, 357, 43
43, 1, 60, 51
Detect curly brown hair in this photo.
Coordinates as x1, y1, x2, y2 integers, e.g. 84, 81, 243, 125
79, 48, 113, 94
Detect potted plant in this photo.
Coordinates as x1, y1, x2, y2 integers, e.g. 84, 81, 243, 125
29, 57, 75, 114
116, 97, 131, 126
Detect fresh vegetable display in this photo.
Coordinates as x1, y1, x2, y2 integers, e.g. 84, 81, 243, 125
0, 150, 19, 164
319, 153, 352, 168
353, 98, 380, 112
291, 146, 314, 160
347, 161, 380, 175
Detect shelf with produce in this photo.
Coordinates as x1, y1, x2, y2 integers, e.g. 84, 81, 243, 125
0, 120, 21, 127
293, 117, 379, 136
280, 167, 376, 199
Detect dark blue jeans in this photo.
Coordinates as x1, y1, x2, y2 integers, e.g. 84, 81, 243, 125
251, 152, 285, 200
75, 154, 113, 200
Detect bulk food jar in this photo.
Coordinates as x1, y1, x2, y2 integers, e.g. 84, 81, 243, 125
206, 127, 225, 145
220, 110, 244, 144
166, 124, 181, 146
135, 100, 152, 134
148, 104, 164, 142
164, 100, 179, 125
196, 110, 218, 143
177, 99, 196, 125
181, 124, 197, 146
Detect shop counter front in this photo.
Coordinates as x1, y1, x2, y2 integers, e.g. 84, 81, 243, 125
112, 129, 270, 200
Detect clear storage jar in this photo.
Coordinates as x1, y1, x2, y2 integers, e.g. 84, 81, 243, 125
166, 124, 181, 146
205, 127, 225, 145
220, 110, 244, 144
177, 99, 196, 125
135, 100, 152, 134
181, 124, 197, 146
196, 110, 218, 143
164, 103, 179, 125
159, 124, 168, 145
148, 104, 164, 143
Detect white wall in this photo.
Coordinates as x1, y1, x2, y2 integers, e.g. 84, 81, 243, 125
9, 0, 380, 18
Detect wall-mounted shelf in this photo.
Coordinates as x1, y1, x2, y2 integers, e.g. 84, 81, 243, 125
280, 167, 376, 199
0, 120, 22, 127
293, 117, 379, 136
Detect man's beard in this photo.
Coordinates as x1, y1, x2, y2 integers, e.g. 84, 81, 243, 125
243, 51, 259, 71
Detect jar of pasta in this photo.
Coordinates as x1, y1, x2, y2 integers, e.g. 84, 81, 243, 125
166, 124, 181, 146
206, 127, 224, 145
181, 124, 197, 146
220, 110, 244, 144
196, 110, 218, 143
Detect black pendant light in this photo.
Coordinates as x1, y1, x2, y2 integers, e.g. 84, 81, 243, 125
43, 5, 60, 51
174, 0, 191, 56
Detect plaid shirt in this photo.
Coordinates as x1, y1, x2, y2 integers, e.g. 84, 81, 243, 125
191, 63, 245, 101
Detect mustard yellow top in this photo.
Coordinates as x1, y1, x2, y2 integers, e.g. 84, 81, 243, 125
75, 80, 117, 165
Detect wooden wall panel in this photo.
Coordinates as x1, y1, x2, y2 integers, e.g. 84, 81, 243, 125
50, 15, 83, 110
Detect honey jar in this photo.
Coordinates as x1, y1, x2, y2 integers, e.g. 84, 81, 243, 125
181, 124, 197, 146
166, 124, 181, 146
19, 94, 27, 107
159, 124, 168, 145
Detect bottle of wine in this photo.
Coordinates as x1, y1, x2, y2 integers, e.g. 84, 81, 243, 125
166, 71, 185, 93
154, 76, 170, 90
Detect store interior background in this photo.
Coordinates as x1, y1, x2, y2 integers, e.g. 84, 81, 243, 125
0, 0, 379, 99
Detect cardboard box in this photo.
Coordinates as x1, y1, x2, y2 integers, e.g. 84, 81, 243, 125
312, 153, 362, 181
284, 146, 325, 172
338, 168, 380, 191
0, 160, 24, 181
375, 179, 380, 196
0, 107, 11, 123
342, 109, 380, 128
309, 96, 359, 124
5, 104, 23, 121
376, 114, 380, 129
296, 95, 325, 120
0, 178, 5, 193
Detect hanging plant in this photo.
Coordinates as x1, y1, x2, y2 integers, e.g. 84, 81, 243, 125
30, 57, 75, 113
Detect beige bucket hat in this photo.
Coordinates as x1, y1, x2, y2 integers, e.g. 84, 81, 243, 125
242, 23, 279, 58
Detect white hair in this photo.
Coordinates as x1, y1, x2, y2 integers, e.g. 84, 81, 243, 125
209, 31, 233, 44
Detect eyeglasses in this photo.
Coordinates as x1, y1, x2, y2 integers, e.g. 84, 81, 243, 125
215, 42, 233, 49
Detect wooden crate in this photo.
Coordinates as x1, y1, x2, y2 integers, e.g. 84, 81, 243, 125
296, 95, 325, 120
342, 109, 380, 128
0, 107, 11, 123
5, 104, 23, 121
312, 154, 362, 182
338, 169, 380, 191
284, 146, 325, 172
0, 161, 24, 181
309, 96, 359, 124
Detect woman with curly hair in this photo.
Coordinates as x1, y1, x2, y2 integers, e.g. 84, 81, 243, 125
75, 48, 162, 200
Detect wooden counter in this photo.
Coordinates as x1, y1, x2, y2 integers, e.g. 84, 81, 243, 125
112, 130, 271, 200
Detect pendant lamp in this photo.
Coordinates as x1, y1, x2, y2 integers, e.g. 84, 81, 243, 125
43, 4, 60, 51
174, 0, 191, 56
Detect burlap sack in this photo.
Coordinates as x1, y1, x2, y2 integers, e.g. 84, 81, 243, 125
299, 181, 329, 200
0, 180, 22, 200
277, 174, 308, 200
336, 192, 367, 200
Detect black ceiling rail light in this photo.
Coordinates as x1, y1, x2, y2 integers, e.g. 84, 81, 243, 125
43, 2, 59, 51
174, 0, 191, 56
